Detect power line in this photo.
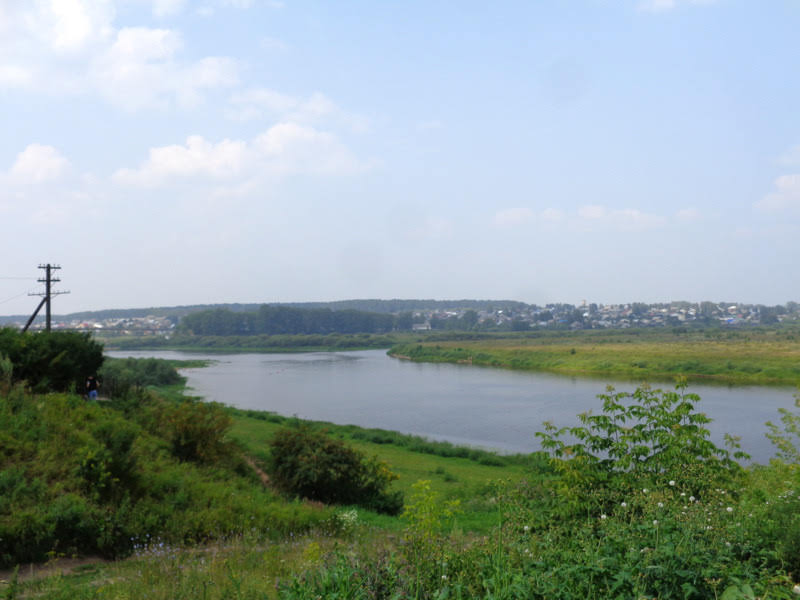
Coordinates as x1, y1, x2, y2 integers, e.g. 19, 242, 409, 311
0, 277, 37, 280
0, 290, 31, 305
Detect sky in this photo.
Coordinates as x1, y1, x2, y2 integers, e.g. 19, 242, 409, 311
1, 0, 799, 315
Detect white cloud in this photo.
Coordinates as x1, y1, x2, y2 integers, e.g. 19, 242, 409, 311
226, 88, 369, 132
151, 0, 188, 17
6, 144, 70, 183
541, 207, 565, 222
113, 123, 370, 186
91, 27, 239, 110
576, 204, 665, 230
0, 65, 33, 87
756, 174, 800, 212
0, 5, 239, 111
493, 207, 534, 227
638, 0, 717, 12
21, 0, 116, 53
578, 204, 607, 220
113, 135, 248, 185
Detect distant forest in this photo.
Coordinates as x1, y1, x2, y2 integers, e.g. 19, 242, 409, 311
0, 299, 525, 325
179, 305, 408, 335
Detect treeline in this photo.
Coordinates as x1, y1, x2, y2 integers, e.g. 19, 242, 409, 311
179, 305, 410, 336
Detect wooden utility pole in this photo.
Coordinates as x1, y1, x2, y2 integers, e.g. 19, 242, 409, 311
23, 264, 69, 332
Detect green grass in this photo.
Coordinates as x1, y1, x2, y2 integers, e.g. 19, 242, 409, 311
390, 327, 800, 386
227, 412, 535, 532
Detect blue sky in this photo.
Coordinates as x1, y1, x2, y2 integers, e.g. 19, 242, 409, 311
1, 0, 799, 314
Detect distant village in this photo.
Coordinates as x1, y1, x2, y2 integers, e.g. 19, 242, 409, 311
8, 300, 799, 336
412, 301, 800, 332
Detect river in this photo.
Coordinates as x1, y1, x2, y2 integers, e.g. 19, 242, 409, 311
107, 349, 799, 463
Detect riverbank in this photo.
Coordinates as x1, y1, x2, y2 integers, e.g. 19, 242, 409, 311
390, 328, 800, 386
6, 364, 800, 599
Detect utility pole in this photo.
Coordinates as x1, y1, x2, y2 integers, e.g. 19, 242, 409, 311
23, 264, 70, 333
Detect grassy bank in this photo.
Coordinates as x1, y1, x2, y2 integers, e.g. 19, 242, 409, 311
390, 327, 800, 385
6, 355, 800, 599
101, 332, 414, 353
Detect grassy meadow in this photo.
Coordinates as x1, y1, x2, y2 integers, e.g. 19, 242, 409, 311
390, 327, 800, 385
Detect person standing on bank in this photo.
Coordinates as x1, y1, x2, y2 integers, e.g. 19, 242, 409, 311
86, 375, 99, 400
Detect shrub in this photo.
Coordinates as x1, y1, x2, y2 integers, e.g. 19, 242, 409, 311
158, 399, 234, 464
536, 382, 747, 513
99, 357, 184, 399
0, 328, 104, 393
267, 426, 403, 514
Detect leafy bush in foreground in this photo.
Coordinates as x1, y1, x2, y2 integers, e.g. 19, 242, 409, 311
0, 328, 104, 393
267, 426, 404, 515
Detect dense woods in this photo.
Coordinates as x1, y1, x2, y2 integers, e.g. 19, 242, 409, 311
179, 305, 407, 335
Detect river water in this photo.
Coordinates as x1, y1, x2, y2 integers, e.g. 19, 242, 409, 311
107, 349, 799, 463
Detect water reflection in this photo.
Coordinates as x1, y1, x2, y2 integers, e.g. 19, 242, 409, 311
107, 349, 797, 463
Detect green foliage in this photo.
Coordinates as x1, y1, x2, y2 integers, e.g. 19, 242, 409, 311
179, 304, 401, 336
536, 383, 746, 513
0, 387, 330, 569
0, 328, 104, 393
157, 399, 234, 464
99, 356, 184, 398
766, 391, 800, 463
0, 354, 11, 394
267, 425, 403, 514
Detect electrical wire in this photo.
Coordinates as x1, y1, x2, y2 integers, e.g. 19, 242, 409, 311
0, 290, 31, 305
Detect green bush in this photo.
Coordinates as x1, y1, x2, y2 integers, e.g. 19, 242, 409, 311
267, 425, 403, 514
0, 328, 104, 393
99, 357, 184, 398
157, 399, 234, 464
536, 382, 746, 515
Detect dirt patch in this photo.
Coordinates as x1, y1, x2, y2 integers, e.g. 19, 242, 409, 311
0, 556, 110, 585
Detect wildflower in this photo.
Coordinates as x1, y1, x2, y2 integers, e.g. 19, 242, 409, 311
643, 488, 649, 493
523, 525, 530, 532
657, 502, 664, 508
726, 507, 733, 513
680, 492, 686, 497
442, 575, 448, 581
652, 519, 658, 526
792, 583, 800, 595
689, 496, 696, 502
601, 514, 607, 520
669, 480, 676, 486
621, 502, 627, 508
